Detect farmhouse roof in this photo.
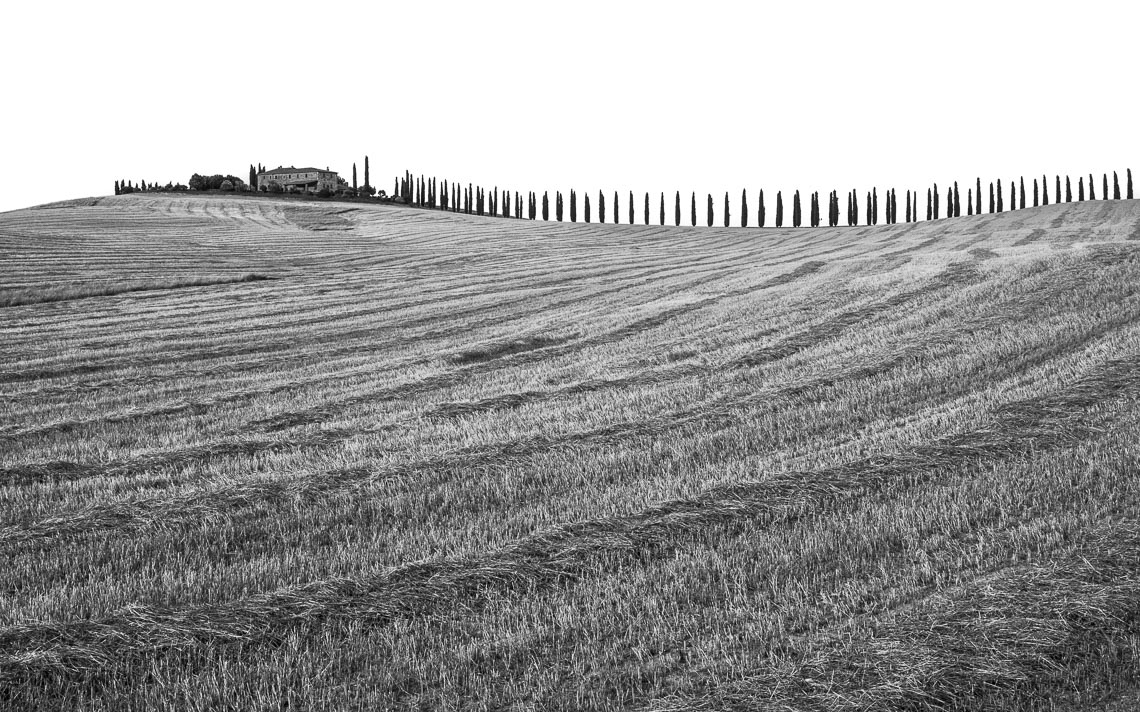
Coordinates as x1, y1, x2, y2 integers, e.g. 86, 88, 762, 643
259, 166, 337, 176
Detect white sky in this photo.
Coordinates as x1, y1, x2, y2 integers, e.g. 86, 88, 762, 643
1, 0, 1135, 219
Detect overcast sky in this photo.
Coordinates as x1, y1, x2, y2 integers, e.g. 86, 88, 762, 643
1, 0, 1135, 218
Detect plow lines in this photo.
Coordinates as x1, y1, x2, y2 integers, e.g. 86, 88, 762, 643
2, 195, 1140, 710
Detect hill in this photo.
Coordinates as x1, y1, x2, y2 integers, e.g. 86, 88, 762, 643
2, 194, 1140, 710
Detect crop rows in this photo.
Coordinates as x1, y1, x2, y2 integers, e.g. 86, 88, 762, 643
2, 194, 1139, 709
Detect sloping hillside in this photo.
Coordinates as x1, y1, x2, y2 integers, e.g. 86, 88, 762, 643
2, 194, 1139, 710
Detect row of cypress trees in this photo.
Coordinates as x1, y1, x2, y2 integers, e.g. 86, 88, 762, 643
391, 169, 1135, 227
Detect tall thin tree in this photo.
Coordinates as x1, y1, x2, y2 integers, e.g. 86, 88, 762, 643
585, 193, 591, 223
758, 189, 766, 227
1114, 171, 1121, 199
724, 192, 731, 227
1065, 176, 1072, 202
599, 190, 606, 223
1018, 177, 1025, 210
691, 192, 697, 227
675, 191, 681, 227
775, 191, 784, 228
644, 192, 650, 225
741, 189, 748, 227
794, 190, 802, 228
707, 193, 714, 227
1078, 177, 1085, 202
660, 192, 665, 226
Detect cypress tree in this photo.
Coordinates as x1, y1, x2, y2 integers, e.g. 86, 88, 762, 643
364, 156, 369, 192
967, 188, 973, 216
848, 190, 854, 225
570, 189, 576, 222
660, 192, 665, 226
775, 191, 784, 228
629, 191, 634, 225
989, 182, 994, 213
691, 192, 697, 227
794, 190, 802, 228
809, 193, 816, 227
1114, 171, 1121, 199
933, 184, 939, 219
644, 192, 650, 225
724, 192, 731, 227
1104, 174, 1109, 201
1042, 175, 1049, 205
585, 194, 591, 223
249, 165, 256, 190
1066, 176, 1072, 202
1011, 181, 1016, 213
928, 188, 933, 220
675, 191, 681, 226
997, 179, 1003, 212
1018, 177, 1025, 210
1033, 179, 1039, 207
1089, 174, 1096, 200
872, 188, 878, 225
905, 190, 911, 222
741, 189, 748, 227
114, 180, 120, 195
395, 178, 400, 200
502, 189, 508, 218
1078, 177, 1085, 202
353, 164, 358, 192
954, 182, 961, 217
557, 192, 564, 221
758, 189, 766, 228
853, 189, 860, 225
615, 191, 620, 224
542, 192, 549, 220
1128, 169, 1134, 199
599, 191, 606, 223
707, 193, 714, 227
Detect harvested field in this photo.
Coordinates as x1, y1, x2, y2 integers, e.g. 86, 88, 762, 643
1, 193, 1139, 710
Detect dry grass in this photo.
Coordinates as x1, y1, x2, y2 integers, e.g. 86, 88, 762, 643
1, 194, 1139, 710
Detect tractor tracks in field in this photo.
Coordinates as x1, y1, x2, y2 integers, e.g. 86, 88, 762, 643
2, 351, 1138, 684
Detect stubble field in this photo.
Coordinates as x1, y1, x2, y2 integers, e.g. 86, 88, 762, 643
2, 193, 1139, 710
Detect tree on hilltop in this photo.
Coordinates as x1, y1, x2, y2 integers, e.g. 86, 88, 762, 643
352, 163, 358, 193
1104, 174, 1109, 201
1078, 177, 1085, 201
675, 191, 681, 226
644, 192, 650, 225
364, 156, 370, 193
1033, 178, 1039, 207
599, 191, 606, 223
758, 189, 766, 227
1066, 176, 1072, 202
114, 180, 120, 196
954, 182, 961, 217
793, 190, 802, 228
1019, 177, 1025, 210
933, 183, 940, 219
1114, 171, 1121, 199
741, 189, 748, 227
542, 191, 549, 221
967, 188, 973, 216
775, 191, 784, 228
659, 192, 665, 225
905, 190, 911, 222
629, 191, 634, 225
927, 188, 933, 220
997, 179, 1003, 212
585, 193, 591, 223
724, 192, 731, 227
615, 191, 620, 224
570, 189, 577, 222
1129, 169, 1134, 199
691, 192, 697, 227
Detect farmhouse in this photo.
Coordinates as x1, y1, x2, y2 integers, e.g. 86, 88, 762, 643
257, 166, 339, 193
